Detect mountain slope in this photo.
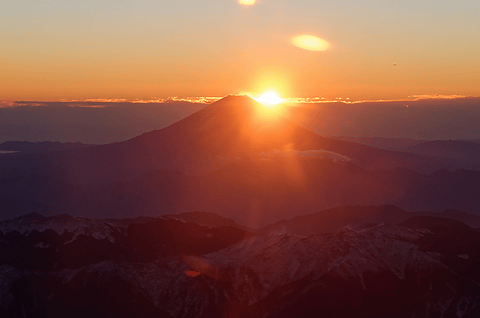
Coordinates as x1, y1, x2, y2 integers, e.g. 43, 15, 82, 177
2, 223, 480, 318
407, 140, 480, 159
0, 95, 461, 184
260, 205, 480, 236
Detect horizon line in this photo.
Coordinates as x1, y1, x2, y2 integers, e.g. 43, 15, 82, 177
0, 94, 475, 108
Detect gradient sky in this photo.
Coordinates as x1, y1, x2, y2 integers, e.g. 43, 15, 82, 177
1, 0, 479, 101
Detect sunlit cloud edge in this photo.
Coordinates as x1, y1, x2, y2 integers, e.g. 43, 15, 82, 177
132, 97, 223, 104
284, 94, 469, 104
0, 95, 473, 108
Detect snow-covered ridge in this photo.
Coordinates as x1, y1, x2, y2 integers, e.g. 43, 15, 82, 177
0, 212, 122, 242
49, 224, 479, 318
1, 222, 479, 317
203, 225, 436, 302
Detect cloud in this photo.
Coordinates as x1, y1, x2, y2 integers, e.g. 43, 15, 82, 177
11, 102, 47, 107
291, 34, 330, 51
283, 95, 472, 105
409, 94, 467, 100
284, 97, 335, 104
260, 149, 351, 163
83, 99, 127, 103
0, 101, 15, 108
132, 97, 221, 104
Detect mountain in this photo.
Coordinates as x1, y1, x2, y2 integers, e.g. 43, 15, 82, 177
403, 140, 480, 170
0, 212, 249, 270
332, 137, 480, 170
406, 140, 480, 158
0, 212, 124, 243
0, 141, 92, 154
260, 205, 480, 236
0, 95, 462, 184
1, 159, 480, 227
164, 211, 254, 233
335, 136, 426, 152
1, 95, 479, 224
2, 95, 480, 317
2, 219, 480, 317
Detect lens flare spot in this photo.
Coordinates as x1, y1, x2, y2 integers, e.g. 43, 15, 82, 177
256, 92, 283, 107
185, 270, 201, 277
291, 34, 330, 51
238, 0, 256, 5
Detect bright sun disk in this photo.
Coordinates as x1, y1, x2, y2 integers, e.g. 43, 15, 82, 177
257, 92, 283, 106
238, 0, 256, 5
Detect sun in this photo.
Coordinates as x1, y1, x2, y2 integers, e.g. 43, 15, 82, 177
256, 92, 283, 107
238, 0, 256, 5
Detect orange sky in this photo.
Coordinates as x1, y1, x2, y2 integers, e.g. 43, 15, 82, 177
1, 0, 479, 101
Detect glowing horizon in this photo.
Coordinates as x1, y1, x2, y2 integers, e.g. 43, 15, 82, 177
1, 94, 475, 108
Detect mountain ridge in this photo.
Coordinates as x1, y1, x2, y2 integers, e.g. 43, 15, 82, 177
0, 95, 464, 184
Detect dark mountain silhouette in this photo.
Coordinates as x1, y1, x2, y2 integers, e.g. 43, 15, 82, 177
1, 159, 480, 227
403, 140, 480, 170
164, 211, 254, 232
335, 136, 426, 151
0, 213, 248, 270
260, 205, 480, 236
407, 140, 480, 159
333, 137, 480, 170
0, 141, 92, 154
0, 95, 463, 184
1, 95, 480, 226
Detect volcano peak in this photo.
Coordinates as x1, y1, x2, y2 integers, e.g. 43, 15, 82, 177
207, 94, 261, 113
217, 94, 255, 103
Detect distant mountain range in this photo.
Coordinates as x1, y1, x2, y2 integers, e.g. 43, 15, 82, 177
0, 95, 467, 182
0, 95, 479, 226
0, 141, 92, 154
1, 95, 480, 317
260, 205, 480, 235
336, 137, 480, 170
335, 136, 427, 151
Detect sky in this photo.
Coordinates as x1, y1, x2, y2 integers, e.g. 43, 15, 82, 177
1, 0, 479, 101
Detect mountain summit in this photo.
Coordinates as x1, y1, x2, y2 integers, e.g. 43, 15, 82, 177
122, 94, 332, 167
69, 94, 450, 182
39, 95, 338, 182
0, 95, 456, 184
0, 95, 478, 224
